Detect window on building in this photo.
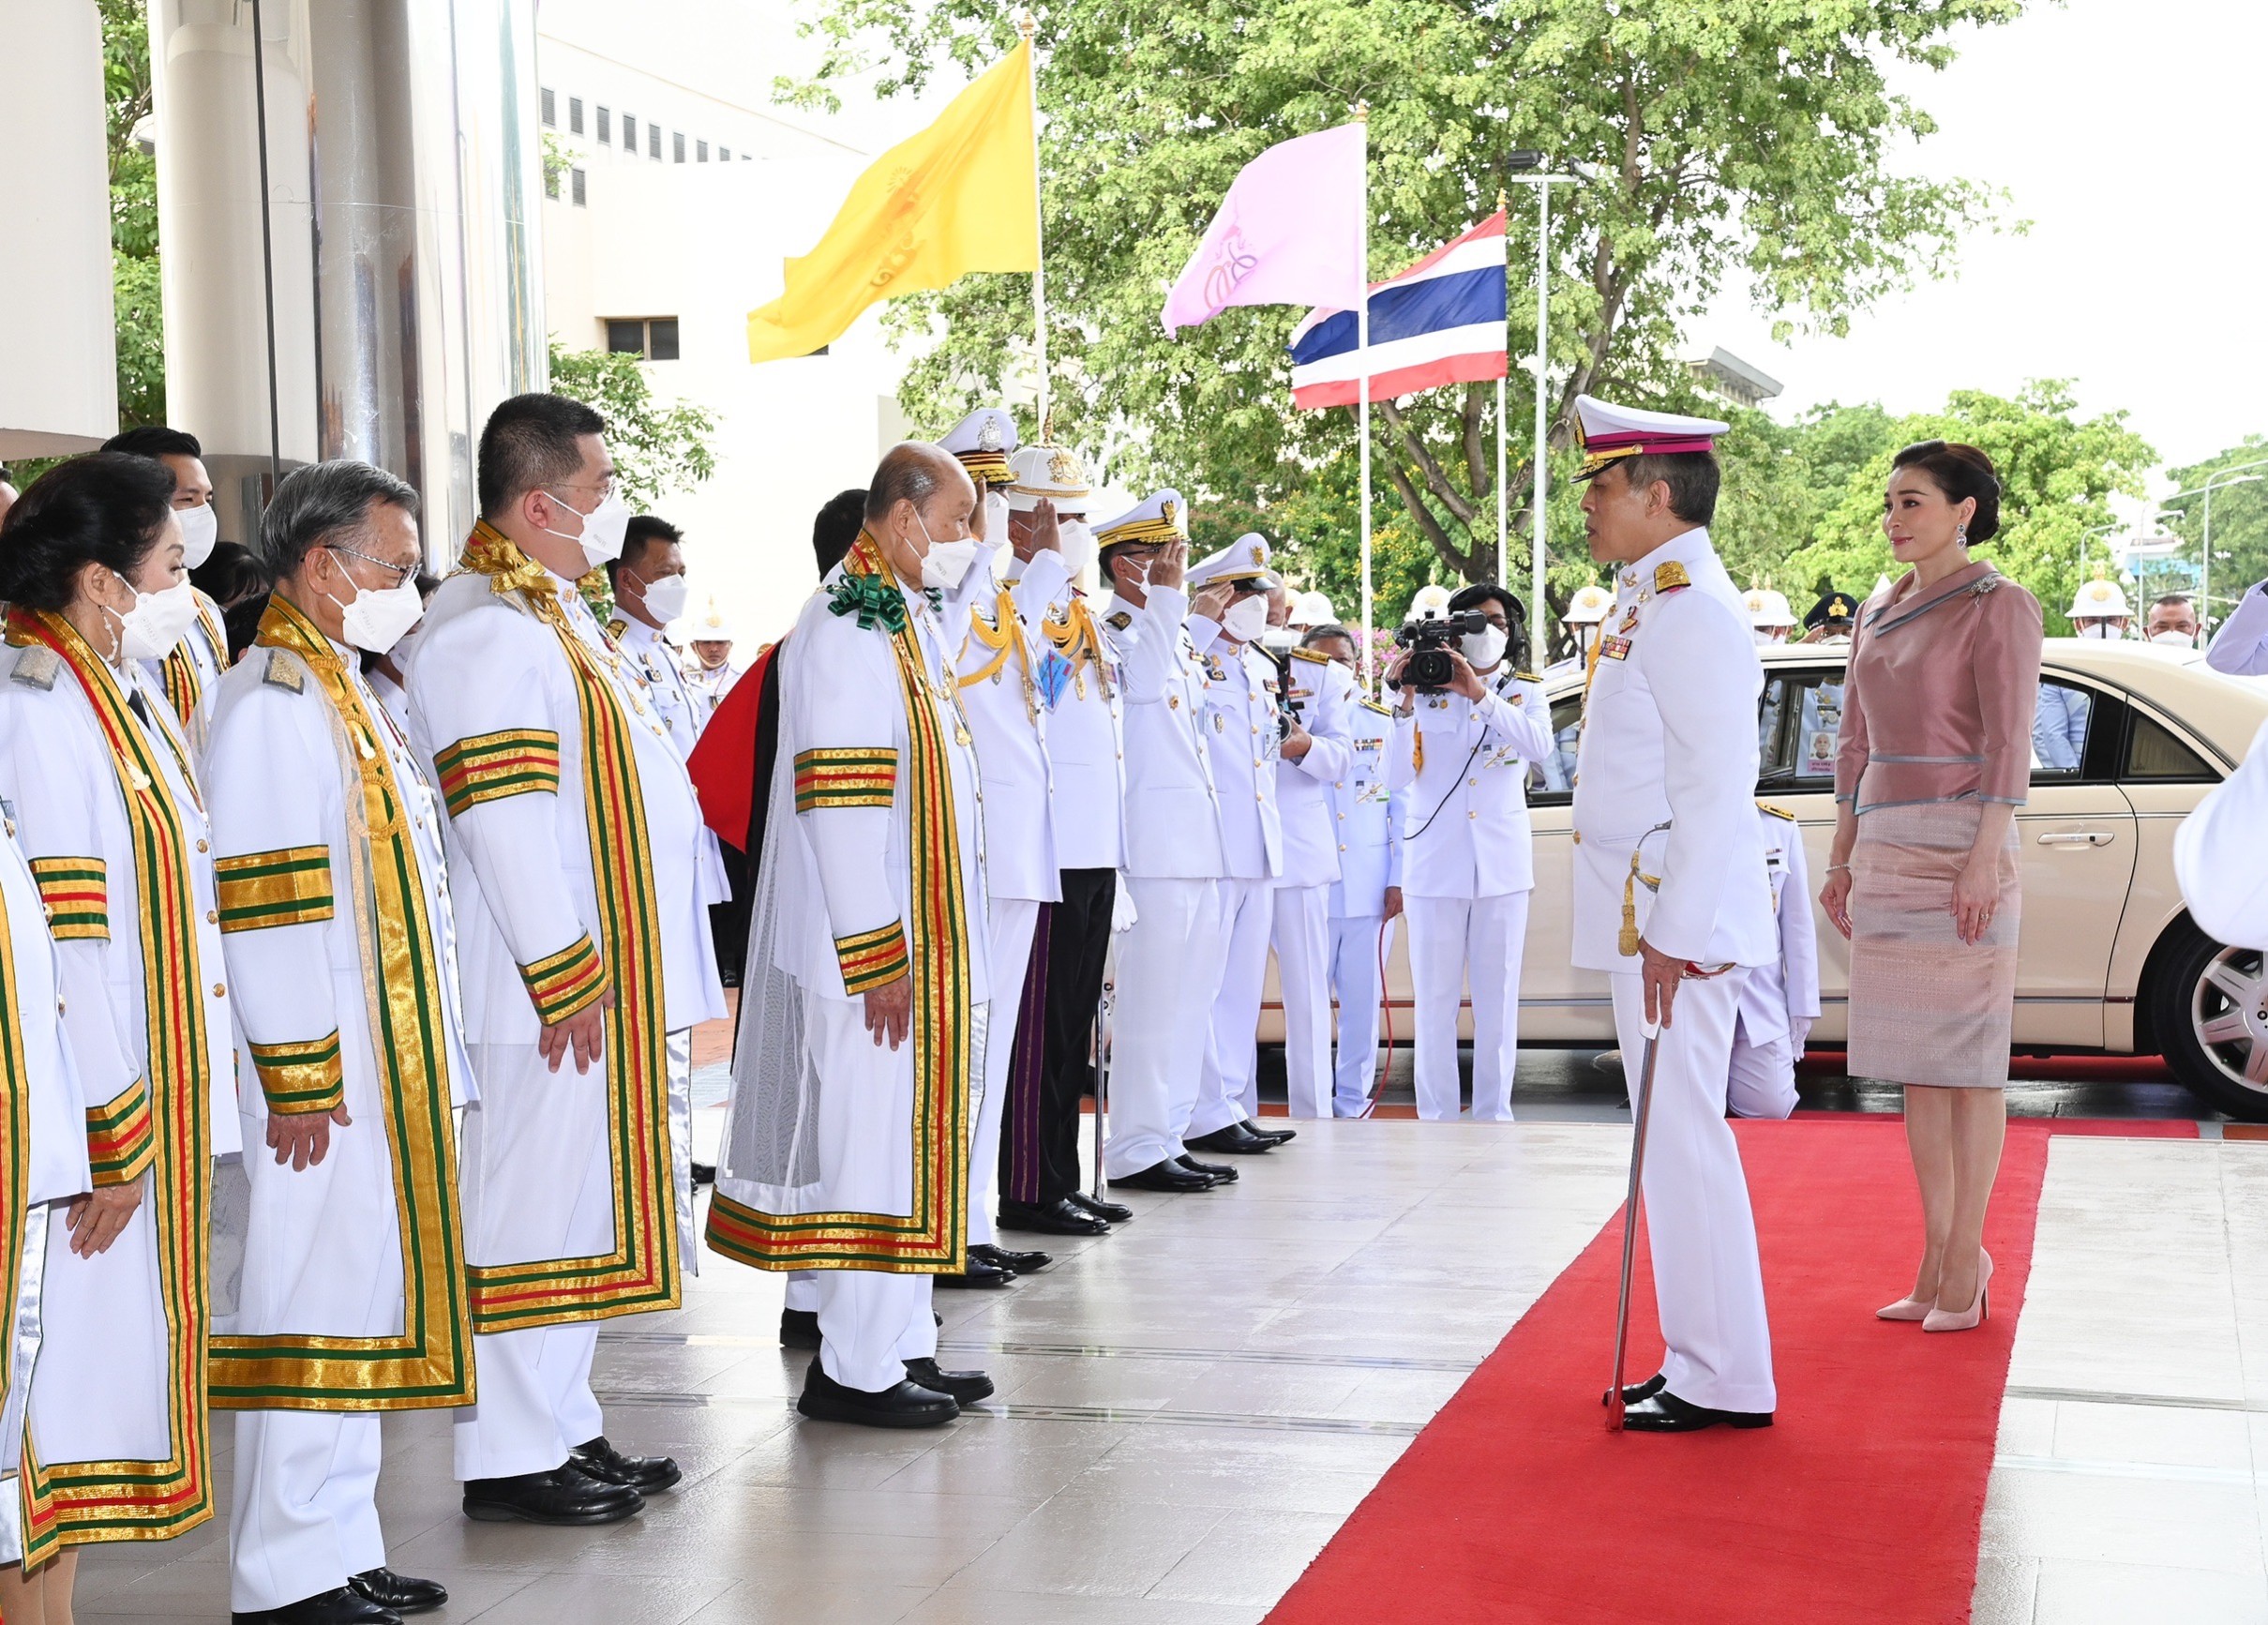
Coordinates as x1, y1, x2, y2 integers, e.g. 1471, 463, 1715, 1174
718, 146, 730, 161
544, 166, 559, 201
623, 114, 636, 151
603, 318, 681, 360
648, 124, 661, 160
570, 168, 586, 206
541, 87, 556, 127
697, 141, 709, 162
568, 97, 584, 136
673, 131, 686, 163
596, 106, 610, 144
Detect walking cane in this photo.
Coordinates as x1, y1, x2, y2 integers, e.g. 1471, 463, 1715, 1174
1604, 1022, 1663, 1433
1089, 945, 1116, 1203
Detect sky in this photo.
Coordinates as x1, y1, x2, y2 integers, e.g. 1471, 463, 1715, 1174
1693, 0, 2267, 489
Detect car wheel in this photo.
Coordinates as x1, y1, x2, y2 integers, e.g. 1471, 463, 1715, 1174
2152, 922, 2268, 1121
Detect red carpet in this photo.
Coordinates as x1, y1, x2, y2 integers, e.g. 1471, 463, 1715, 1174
1266, 1116, 2196, 1625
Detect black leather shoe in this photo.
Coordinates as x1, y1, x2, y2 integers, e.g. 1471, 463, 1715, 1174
690, 1161, 715, 1186
1183, 1121, 1278, 1154
972, 1242, 1051, 1273
933, 1255, 1015, 1288
1109, 1159, 1218, 1192
903, 1356, 995, 1404
461, 1464, 642, 1525
780, 1307, 820, 1348
798, 1359, 958, 1427
1621, 1391, 1773, 1433
1176, 1153, 1238, 1183
1243, 1120, 1297, 1144
349, 1570, 445, 1615
998, 1196, 1109, 1236
1067, 1191, 1134, 1224
571, 1434, 682, 1493
1604, 1373, 1667, 1408
234, 1587, 400, 1625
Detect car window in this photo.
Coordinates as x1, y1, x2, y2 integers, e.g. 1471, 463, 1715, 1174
2031, 680, 2095, 778
2124, 710, 2216, 781
1527, 692, 1584, 805
1765, 670, 1847, 785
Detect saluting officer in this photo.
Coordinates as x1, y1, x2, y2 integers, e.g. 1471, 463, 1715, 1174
1570, 394, 1780, 1433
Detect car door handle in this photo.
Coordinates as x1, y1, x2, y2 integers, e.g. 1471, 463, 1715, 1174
2035, 831, 2116, 847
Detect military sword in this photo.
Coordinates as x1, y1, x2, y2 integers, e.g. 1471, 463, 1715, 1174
1605, 1022, 1663, 1432
1089, 948, 1116, 1202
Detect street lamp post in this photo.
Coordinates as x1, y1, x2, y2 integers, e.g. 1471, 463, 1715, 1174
2156, 458, 2268, 634
1505, 152, 1577, 663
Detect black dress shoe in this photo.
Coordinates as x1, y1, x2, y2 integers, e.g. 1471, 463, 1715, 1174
797, 1359, 958, 1427
1244, 1121, 1297, 1144
780, 1307, 820, 1348
234, 1587, 400, 1625
1183, 1121, 1278, 1154
1176, 1153, 1238, 1182
972, 1241, 1052, 1273
349, 1569, 446, 1615
1621, 1391, 1774, 1433
571, 1434, 682, 1493
903, 1356, 995, 1404
1604, 1372, 1667, 1408
461, 1464, 642, 1525
997, 1196, 1109, 1237
933, 1255, 1015, 1288
1067, 1191, 1134, 1224
1109, 1159, 1218, 1192
690, 1161, 715, 1187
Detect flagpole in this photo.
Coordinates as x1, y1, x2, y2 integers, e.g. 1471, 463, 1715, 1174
1529, 175, 1550, 664
1496, 188, 1509, 589
1020, 15, 1048, 435
1356, 103, 1373, 692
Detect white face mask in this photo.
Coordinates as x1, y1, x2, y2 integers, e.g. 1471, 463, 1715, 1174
177, 503, 218, 569
921, 539, 980, 591
2149, 629, 2196, 647
387, 619, 426, 673
1058, 519, 1097, 575
2078, 621, 2120, 639
1259, 625, 1299, 653
111, 572, 203, 662
1752, 627, 1787, 646
1221, 595, 1270, 644
636, 572, 690, 624
336, 578, 427, 655
1462, 624, 1509, 670
542, 488, 631, 570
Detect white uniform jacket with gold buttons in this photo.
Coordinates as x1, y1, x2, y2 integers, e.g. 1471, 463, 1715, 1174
1387, 666, 1554, 899
1191, 629, 1288, 882
1740, 805, 1821, 1043
1101, 587, 1224, 880
1570, 526, 1777, 971
1329, 696, 1405, 918
616, 615, 730, 905
1271, 648, 1356, 889
953, 546, 1064, 904
1015, 561, 1124, 872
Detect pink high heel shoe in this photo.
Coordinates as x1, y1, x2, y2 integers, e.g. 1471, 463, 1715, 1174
1875, 1294, 1933, 1322
1923, 1250, 1993, 1332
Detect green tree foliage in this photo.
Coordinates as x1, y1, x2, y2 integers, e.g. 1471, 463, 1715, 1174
2160, 436, 2268, 632
101, 0, 164, 428
1713, 401, 1902, 605
545, 340, 721, 509
779, 0, 2020, 594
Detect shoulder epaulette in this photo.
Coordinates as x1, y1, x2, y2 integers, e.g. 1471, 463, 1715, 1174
1106, 610, 1133, 630
1359, 697, 1394, 715
8, 646, 59, 691
1757, 801, 1796, 821
1289, 646, 1329, 664
1653, 563, 1691, 594
1514, 669, 1540, 683
262, 649, 304, 693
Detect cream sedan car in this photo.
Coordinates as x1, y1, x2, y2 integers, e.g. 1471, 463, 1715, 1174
1267, 639, 2268, 1118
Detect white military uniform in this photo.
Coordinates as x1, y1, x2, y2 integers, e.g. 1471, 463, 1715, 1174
2176, 717, 2268, 944
1095, 492, 1231, 1179
616, 612, 734, 904
1727, 804, 1819, 1121
1325, 685, 1403, 1116
1269, 646, 1356, 1118
202, 602, 476, 1612
1571, 508, 1779, 1417
410, 531, 723, 1482
2206, 581, 2268, 677
681, 596, 742, 721
1388, 654, 1554, 1121
0, 624, 240, 1548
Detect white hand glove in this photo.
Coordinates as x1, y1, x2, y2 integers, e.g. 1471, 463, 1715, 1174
1110, 879, 1140, 934
1790, 1017, 1811, 1058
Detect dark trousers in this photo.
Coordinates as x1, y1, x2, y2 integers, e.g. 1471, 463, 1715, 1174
709, 841, 750, 987
1000, 866, 1117, 1206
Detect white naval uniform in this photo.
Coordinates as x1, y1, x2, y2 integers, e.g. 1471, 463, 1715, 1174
1024, 572, 1125, 873
410, 563, 723, 1482
618, 614, 733, 904
1572, 525, 1779, 1416
1098, 587, 1229, 1179
1326, 693, 1404, 1116
1268, 650, 1355, 1119
2205, 581, 2268, 677
0, 639, 241, 1532
2175, 717, 2268, 946
683, 656, 743, 721
0, 824, 95, 1564
1190, 627, 1290, 1134
202, 630, 476, 1613
1388, 665, 1554, 1121
952, 547, 1067, 1244
1727, 806, 1820, 1121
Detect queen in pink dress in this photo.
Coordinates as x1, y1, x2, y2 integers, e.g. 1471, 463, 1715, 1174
1818, 440, 2042, 1336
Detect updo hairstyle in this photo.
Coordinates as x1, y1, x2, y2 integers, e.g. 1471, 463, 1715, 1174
1889, 440, 2001, 545
0, 452, 178, 610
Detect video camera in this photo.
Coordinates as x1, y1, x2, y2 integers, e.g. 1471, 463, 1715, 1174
1393, 610, 1491, 692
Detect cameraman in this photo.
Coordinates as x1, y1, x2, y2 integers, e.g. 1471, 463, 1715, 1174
1383, 584, 1555, 1121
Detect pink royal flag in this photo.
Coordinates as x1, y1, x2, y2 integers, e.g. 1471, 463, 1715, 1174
1161, 124, 1367, 337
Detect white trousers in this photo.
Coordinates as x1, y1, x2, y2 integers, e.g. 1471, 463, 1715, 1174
1728, 1022, 1798, 1121
1192, 877, 1274, 1136
231, 1412, 385, 1610
1327, 916, 1395, 1117
969, 898, 1040, 1247
1103, 877, 1227, 1178
1270, 884, 1334, 1119
1609, 970, 1777, 1414
0, 1206, 50, 1565
816, 1271, 937, 1394
1405, 891, 1530, 1121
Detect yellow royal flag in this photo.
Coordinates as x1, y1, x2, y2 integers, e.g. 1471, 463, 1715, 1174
747, 38, 1038, 362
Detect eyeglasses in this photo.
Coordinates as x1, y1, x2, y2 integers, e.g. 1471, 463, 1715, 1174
324, 542, 416, 586
547, 475, 618, 506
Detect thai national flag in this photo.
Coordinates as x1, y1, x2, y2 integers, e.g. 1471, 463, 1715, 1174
1287, 211, 1507, 410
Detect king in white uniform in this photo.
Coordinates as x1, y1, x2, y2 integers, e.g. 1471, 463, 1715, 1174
1569, 395, 1780, 1431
